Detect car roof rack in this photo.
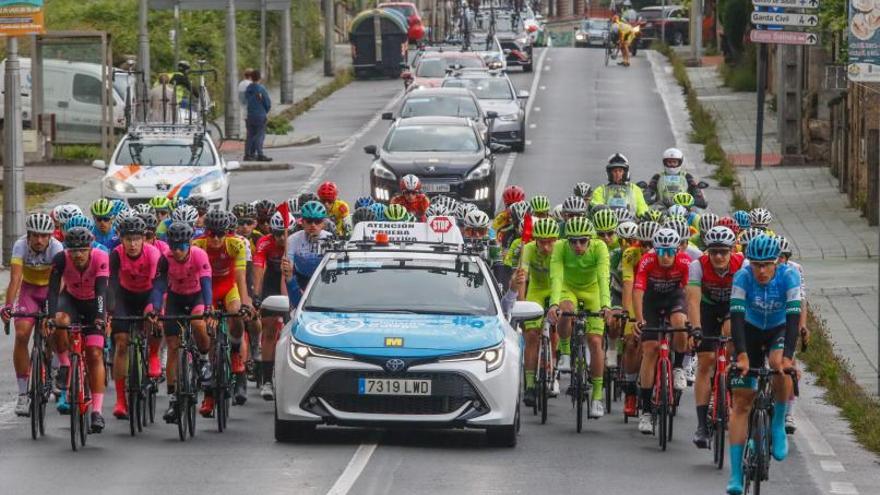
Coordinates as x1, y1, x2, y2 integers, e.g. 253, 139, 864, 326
127, 123, 206, 140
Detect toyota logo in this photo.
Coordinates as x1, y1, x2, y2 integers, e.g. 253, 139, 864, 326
384, 358, 406, 373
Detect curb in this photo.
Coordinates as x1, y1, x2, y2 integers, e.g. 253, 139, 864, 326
266, 134, 322, 148
235, 163, 295, 172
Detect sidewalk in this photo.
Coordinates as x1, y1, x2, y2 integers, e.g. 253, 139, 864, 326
685, 56, 880, 396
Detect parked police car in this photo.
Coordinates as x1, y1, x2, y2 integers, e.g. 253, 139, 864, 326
264, 217, 542, 446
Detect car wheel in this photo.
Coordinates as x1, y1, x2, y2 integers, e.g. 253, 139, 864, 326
486, 398, 519, 447
513, 125, 526, 152
274, 405, 316, 442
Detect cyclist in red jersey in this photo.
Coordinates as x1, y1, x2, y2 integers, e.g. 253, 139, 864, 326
633, 227, 691, 434
390, 174, 431, 221
252, 212, 288, 399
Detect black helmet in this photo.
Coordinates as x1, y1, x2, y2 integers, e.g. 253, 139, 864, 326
352, 206, 376, 224
64, 227, 94, 249
117, 215, 147, 236
139, 213, 159, 232
606, 152, 630, 182
297, 193, 319, 207
231, 202, 256, 221
204, 209, 230, 233
253, 199, 276, 220
166, 222, 194, 244
225, 211, 238, 232
185, 195, 210, 214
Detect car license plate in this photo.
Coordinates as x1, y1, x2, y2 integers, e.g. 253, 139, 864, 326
358, 378, 432, 396
422, 183, 451, 193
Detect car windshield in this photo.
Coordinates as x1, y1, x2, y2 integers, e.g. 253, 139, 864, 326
585, 20, 607, 30
416, 57, 484, 77
385, 125, 480, 152
639, 9, 664, 20
304, 258, 495, 316
115, 139, 216, 167
400, 95, 480, 118
443, 77, 512, 100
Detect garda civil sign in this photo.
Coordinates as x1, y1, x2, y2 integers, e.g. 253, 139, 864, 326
749, 30, 819, 45
750, 11, 819, 27
0, 0, 45, 36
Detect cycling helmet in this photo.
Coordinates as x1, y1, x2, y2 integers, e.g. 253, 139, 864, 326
698, 212, 719, 233
733, 210, 751, 229
573, 182, 592, 199
115, 208, 139, 222
385, 203, 408, 221
672, 192, 695, 208
354, 196, 374, 210
25, 212, 55, 234
135, 203, 156, 217
454, 202, 479, 222
171, 204, 199, 226
716, 216, 739, 234
662, 147, 685, 175
425, 202, 450, 217
508, 201, 531, 223
369, 203, 387, 221
352, 207, 377, 224
616, 221, 639, 240
432, 195, 457, 212
464, 209, 491, 229
652, 228, 681, 249
745, 234, 780, 261
297, 193, 318, 207
204, 209, 230, 233
285, 197, 301, 218
775, 235, 792, 257
166, 222, 194, 244
185, 195, 210, 214
149, 195, 173, 212
605, 153, 630, 182
140, 213, 159, 232
64, 227, 94, 249
399, 174, 421, 192
664, 218, 690, 240
269, 212, 286, 233
614, 207, 635, 223
565, 216, 595, 238
561, 195, 588, 215
117, 215, 147, 236
502, 185, 526, 207
225, 212, 238, 232
593, 208, 619, 232
53, 204, 83, 225
703, 226, 736, 248
405, 212, 418, 222
254, 199, 277, 220
665, 214, 688, 225
638, 209, 663, 223
317, 181, 339, 201
232, 202, 257, 221
529, 195, 551, 214
637, 221, 661, 242
738, 227, 764, 249
749, 208, 773, 228
109, 199, 128, 217
65, 215, 94, 232
551, 204, 564, 222
300, 200, 327, 220
667, 204, 688, 218
533, 217, 560, 239
90, 198, 114, 217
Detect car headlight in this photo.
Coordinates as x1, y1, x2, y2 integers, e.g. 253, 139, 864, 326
466, 160, 492, 181
103, 177, 136, 194
438, 343, 505, 372
371, 161, 396, 181
498, 112, 519, 121
290, 338, 353, 369
516, 37, 528, 46
576, 34, 585, 40
194, 178, 223, 195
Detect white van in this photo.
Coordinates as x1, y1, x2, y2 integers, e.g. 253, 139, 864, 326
0, 58, 129, 144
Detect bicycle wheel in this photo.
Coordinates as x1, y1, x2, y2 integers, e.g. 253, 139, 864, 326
29, 347, 43, 440
70, 355, 81, 451
574, 341, 586, 433
176, 348, 190, 441
148, 380, 157, 424
80, 380, 89, 447
604, 367, 612, 414
215, 344, 228, 432
128, 343, 140, 436
714, 377, 728, 469
750, 409, 768, 495
139, 343, 150, 429
540, 342, 549, 425
658, 363, 669, 451
187, 350, 199, 438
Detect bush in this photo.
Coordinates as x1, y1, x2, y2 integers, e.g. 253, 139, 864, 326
719, 44, 757, 91
53, 144, 102, 161
266, 115, 293, 135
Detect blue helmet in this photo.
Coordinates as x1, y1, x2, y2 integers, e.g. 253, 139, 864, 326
109, 199, 128, 217
746, 234, 781, 261
733, 210, 750, 229
354, 196, 374, 209
369, 202, 387, 222
300, 200, 327, 220
64, 214, 95, 233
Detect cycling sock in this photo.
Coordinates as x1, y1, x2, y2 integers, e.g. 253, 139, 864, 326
16, 376, 28, 395
115, 379, 126, 403
57, 366, 70, 390
558, 338, 571, 355
787, 397, 796, 410
230, 337, 242, 354
772, 402, 789, 460
591, 377, 603, 400
639, 387, 652, 411
525, 371, 536, 389
625, 373, 638, 395
262, 361, 273, 383
728, 444, 744, 490
92, 392, 104, 413
57, 351, 71, 367
696, 405, 708, 430
673, 352, 685, 369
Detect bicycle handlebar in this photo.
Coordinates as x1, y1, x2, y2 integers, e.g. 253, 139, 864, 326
728, 366, 799, 396
4, 311, 49, 335
559, 311, 606, 318
638, 326, 693, 334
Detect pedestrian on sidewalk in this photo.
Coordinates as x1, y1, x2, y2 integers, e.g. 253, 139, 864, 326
238, 68, 254, 115
245, 70, 272, 162
149, 73, 175, 123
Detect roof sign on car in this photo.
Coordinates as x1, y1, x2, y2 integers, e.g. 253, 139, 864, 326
351, 215, 463, 245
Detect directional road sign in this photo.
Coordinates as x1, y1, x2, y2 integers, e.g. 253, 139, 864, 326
751, 11, 819, 27
749, 30, 819, 45
751, 0, 820, 8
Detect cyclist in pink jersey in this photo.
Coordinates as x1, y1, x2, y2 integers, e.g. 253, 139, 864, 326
108, 216, 168, 420
161, 221, 214, 424
47, 227, 110, 433
142, 211, 171, 256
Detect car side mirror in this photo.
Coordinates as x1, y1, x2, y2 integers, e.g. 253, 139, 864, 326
364, 145, 378, 157
510, 300, 544, 322
485, 111, 499, 120
225, 160, 241, 171
697, 180, 709, 189
636, 180, 648, 189
261, 295, 290, 314
517, 90, 530, 99
91, 159, 107, 170
382, 112, 394, 120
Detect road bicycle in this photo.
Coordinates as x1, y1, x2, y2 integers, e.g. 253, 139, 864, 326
112, 315, 161, 436
560, 309, 604, 433
639, 319, 693, 451
5, 311, 50, 440
209, 308, 250, 432
163, 313, 205, 442
697, 334, 733, 469
50, 320, 100, 451
534, 319, 555, 424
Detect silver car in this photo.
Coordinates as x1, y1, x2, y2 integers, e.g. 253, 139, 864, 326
575, 18, 610, 48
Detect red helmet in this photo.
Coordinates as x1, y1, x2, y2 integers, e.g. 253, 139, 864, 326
502, 185, 525, 207
715, 216, 739, 234
317, 181, 338, 202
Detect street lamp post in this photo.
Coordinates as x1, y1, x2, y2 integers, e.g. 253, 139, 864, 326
3, 37, 25, 265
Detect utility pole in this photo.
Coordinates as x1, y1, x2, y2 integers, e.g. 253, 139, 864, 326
754, 43, 768, 170
323, 0, 335, 76
173, 0, 181, 65
225, 0, 240, 140
280, 5, 294, 104
3, 37, 25, 265
690, 0, 702, 63
260, 0, 268, 80
138, 0, 151, 95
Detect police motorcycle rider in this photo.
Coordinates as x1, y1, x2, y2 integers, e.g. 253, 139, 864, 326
642, 148, 708, 209
590, 153, 649, 218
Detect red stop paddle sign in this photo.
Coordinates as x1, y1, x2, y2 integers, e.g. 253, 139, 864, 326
429, 216, 452, 234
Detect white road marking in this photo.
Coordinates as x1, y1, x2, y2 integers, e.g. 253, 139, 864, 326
529, 123, 537, 129
820, 460, 846, 473
794, 408, 837, 457
533, 107, 541, 112
830, 482, 859, 495
539, 85, 546, 90
326, 442, 379, 495
544, 65, 550, 71
525, 140, 532, 146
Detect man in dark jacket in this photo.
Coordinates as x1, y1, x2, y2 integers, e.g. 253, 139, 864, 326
245, 70, 272, 162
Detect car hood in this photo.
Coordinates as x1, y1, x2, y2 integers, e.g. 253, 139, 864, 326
378, 151, 484, 176
107, 164, 224, 199
412, 76, 443, 88
478, 99, 520, 115
293, 311, 505, 357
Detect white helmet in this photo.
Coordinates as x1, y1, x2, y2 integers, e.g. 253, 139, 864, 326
616, 221, 639, 240
667, 204, 688, 218
171, 204, 199, 226
662, 147, 685, 175
26, 212, 55, 234
400, 174, 421, 192
53, 204, 83, 225
464, 209, 490, 229
748, 208, 773, 228
652, 227, 681, 249
269, 211, 286, 232
703, 226, 736, 248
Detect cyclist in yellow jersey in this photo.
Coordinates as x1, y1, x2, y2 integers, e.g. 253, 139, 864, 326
612, 15, 635, 66
317, 181, 352, 237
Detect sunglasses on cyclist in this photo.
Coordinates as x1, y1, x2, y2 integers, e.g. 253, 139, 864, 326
95, 216, 112, 222
171, 242, 190, 251
237, 218, 256, 226
597, 231, 615, 238
708, 248, 731, 257
656, 247, 677, 257
568, 237, 590, 246
207, 230, 225, 238
751, 260, 776, 269
303, 218, 323, 225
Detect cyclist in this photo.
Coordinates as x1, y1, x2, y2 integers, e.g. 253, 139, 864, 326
733, 210, 751, 231
317, 181, 353, 236
520, 217, 561, 406
283, 201, 333, 306
748, 208, 775, 235
633, 227, 691, 434
775, 235, 808, 434
593, 208, 622, 366
108, 215, 168, 419
644, 148, 708, 209
232, 203, 263, 250
47, 227, 110, 432
253, 199, 277, 236
691, 212, 720, 249
591, 153, 649, 218
494, 185, 526, 248
529, 195, 552, 219
546, 216, 613, 418
390, 174, 431, 222
253, 212, 289, 401
686, 225, 742, 448
726, 235, 801, 495
142, 213, 170, 255
502, 201, 532, 272
90, 198, 119, 250
611, 15, 635, 67
573, 182, 592, 203
2, 213, 64, 416
192, 210, 253, 416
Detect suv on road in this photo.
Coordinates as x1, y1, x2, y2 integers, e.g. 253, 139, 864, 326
638, 5, 689, 46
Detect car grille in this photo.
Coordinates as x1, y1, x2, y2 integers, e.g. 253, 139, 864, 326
308, 370, 481, 415
126, 198, 152, 207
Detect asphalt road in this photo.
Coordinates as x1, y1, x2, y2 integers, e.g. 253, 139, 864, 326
0, 47, 829, 495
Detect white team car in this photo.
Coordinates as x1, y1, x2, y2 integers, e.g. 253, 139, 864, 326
92, 123, 239, 209
265, 219, 542, 446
